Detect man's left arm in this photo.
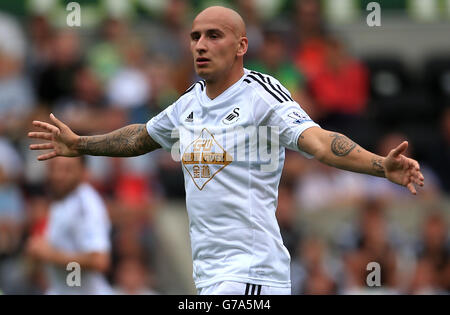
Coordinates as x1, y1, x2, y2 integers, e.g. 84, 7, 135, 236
298, 126, 425, 194
27, 237, 110, 272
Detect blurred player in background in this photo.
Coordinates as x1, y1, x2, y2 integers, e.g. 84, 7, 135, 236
26, 156, 112, 294
28, 6, 424, 295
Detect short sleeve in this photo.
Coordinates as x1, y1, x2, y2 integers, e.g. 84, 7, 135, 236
267, 101, 320, 158
146, 104, 179, 152
75, 186, 111, 253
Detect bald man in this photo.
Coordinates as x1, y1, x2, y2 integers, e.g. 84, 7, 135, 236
29, 6, 424, 295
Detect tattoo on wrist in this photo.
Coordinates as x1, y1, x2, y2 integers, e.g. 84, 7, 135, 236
371, 158, 385, 176
77, 124, 160, 157
330, 133, 357, 157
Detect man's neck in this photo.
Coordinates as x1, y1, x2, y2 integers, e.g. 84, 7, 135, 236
205, 68, 245, 100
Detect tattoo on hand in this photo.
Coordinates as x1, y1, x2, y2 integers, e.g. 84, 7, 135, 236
330, 133, 357, 157
77, 124, 161, 157
371, 158, 385, 176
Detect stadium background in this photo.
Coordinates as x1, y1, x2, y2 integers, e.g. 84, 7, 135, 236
0, 0, 449, 294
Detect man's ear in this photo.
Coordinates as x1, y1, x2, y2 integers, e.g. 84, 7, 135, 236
237, 37, 248, 57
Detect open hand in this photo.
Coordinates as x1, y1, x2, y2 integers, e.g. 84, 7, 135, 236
384, 141, 424, 195
28, 113, 80, 161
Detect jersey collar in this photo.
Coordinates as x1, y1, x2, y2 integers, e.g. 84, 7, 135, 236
198, 69, 249, 106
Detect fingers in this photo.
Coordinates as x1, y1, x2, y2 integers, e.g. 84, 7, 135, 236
37, 151, 57, 161
28, 132, 53, 141
29, 143, 54, 150
49, 113, 66, 130
407, 158, 424, 184
413, 170, 424, 185
32, 120, 59, 134
416, 169, 424, 182
406, 182, 417, 195
391, 141, 408, 157
410, 174, 424, 187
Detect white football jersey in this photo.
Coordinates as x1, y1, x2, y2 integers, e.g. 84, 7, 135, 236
146, 68, 320, 288
46, 183, 112, 294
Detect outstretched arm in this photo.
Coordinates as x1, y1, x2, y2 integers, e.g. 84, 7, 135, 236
28, 113, 161, 160
298, 127, 425, 195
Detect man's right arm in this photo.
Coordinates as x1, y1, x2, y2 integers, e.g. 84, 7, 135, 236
29, 114, 161, 160
76, 124, 161, 157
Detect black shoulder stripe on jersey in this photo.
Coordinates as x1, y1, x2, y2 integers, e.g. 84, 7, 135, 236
244, 78, 251, 84
181, 80, 205, 96
246, 74, 283, 103
181, 83, 196, 96
199, 80, 205, 91
250, 71, 267, 83
250, 71, 292, 102
266, 77, 290, 102
276, 83, 294, 101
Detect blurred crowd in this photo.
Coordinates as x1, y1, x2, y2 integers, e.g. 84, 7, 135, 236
0, 0, 449, 294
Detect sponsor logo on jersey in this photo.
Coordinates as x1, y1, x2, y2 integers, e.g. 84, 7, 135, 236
222, 108, 240, 125
182, 129, 233, 190
287, 111, 311, 125
185, 111, 194, 123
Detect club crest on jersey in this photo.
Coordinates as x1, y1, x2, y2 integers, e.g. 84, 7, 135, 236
288, 111, 311, 125
222, 108, 240, 125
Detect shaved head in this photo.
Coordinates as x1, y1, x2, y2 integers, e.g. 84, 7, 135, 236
190, 6, 248, 96
193, 6, 246, 38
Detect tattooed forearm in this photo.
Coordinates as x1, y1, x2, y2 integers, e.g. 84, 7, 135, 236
330, 133, 357, 157
371, 158, 385, 177
76, 124, 161, 157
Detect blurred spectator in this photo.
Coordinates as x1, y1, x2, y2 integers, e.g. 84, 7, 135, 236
340, 200, 400, 294
26, 157, 112, 294
291, 0, 329, 78
306, 39, 368, 118
426, 106, 450, 193
408, 259, 440, 294
155, 151, 185, 200
236, 0, 264, 59
145, 0, 193, 93
106, 37, 151, 112
26, 15, 53, 85
246, 26, 308, 102
54, 66, 109, 135
281, 149, 309, 186
294, 159, 367, 211
0, 138, 27, 294
291, 0, 369, 133
0, 12, 35, 138
290, 0, 327, 52
291, 237, 340, 294
113, 257, 159, 295
87, 17, 128, 84
0, 139, 25, 251
35, 29, 84, 107
410, 212, 450, 293
276, 183, 302, 257
109, 158, 159, 264
146, 54, 184, 114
